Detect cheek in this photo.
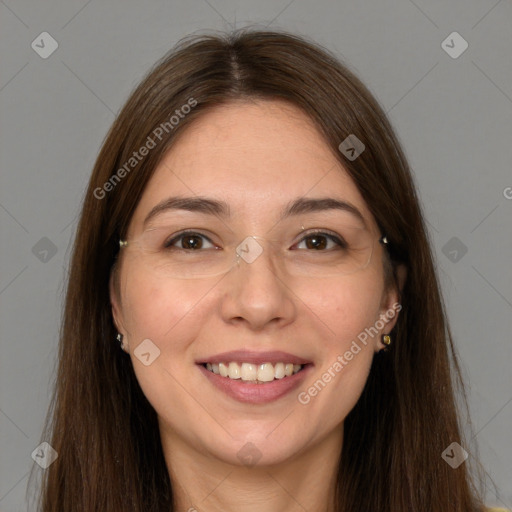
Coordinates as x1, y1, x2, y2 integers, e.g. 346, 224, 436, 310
297, 271, 384, 415
119, 263, 218, 342
304, 268, 385, 342
117, 268, 215, 416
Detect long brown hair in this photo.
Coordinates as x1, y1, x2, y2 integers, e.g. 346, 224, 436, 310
31, 28, 490, 511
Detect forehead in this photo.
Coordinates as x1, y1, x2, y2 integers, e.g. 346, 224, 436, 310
129, 99, 377, 232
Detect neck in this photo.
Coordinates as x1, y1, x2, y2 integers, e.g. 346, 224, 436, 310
159, 421, 343, 512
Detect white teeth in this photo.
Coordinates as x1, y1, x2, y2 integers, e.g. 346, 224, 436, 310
219, 362, 229, 377
240, 363, 257, 381
274, 362, 285, 379
257, 363, 275, 382
204, 361, 305, 382
228, 362, 241, 379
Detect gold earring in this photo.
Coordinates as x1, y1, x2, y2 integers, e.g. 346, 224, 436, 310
380, 334, 391, 352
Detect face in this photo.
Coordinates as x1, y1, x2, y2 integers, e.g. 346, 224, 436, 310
110, 99, 401, 468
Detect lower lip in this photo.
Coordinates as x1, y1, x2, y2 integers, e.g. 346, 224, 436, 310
197, 364, 314, 404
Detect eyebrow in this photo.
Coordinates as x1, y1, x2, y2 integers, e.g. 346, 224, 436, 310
143, 196, 366, 227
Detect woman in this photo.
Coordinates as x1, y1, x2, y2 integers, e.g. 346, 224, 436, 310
32, 29, 501, 511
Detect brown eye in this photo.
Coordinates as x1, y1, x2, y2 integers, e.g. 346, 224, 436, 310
181, 235, 203, 249
295, 232, 345, 251
164, 232, 215, 250
304, 235, 328, 250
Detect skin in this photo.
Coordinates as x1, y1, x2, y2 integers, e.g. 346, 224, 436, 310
110, 99, 405, 512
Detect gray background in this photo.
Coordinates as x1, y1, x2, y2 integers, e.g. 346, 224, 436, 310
1, 0, 511, 510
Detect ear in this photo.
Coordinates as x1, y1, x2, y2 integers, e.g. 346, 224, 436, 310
376, 264, 407, 351
109, 269, 127, 351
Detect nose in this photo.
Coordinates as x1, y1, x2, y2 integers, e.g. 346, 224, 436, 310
220, 243, 297, 331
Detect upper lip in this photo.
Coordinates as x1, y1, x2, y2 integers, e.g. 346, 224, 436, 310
196, 350, 313, 366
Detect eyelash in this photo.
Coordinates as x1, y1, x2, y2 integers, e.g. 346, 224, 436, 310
163, 230, 347, 250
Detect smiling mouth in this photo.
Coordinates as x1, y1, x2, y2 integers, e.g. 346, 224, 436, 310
201, 361, 307, 384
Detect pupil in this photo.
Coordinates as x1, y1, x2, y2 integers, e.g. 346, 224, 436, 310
306, 235, 326, 250
183, 235, 202, 249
